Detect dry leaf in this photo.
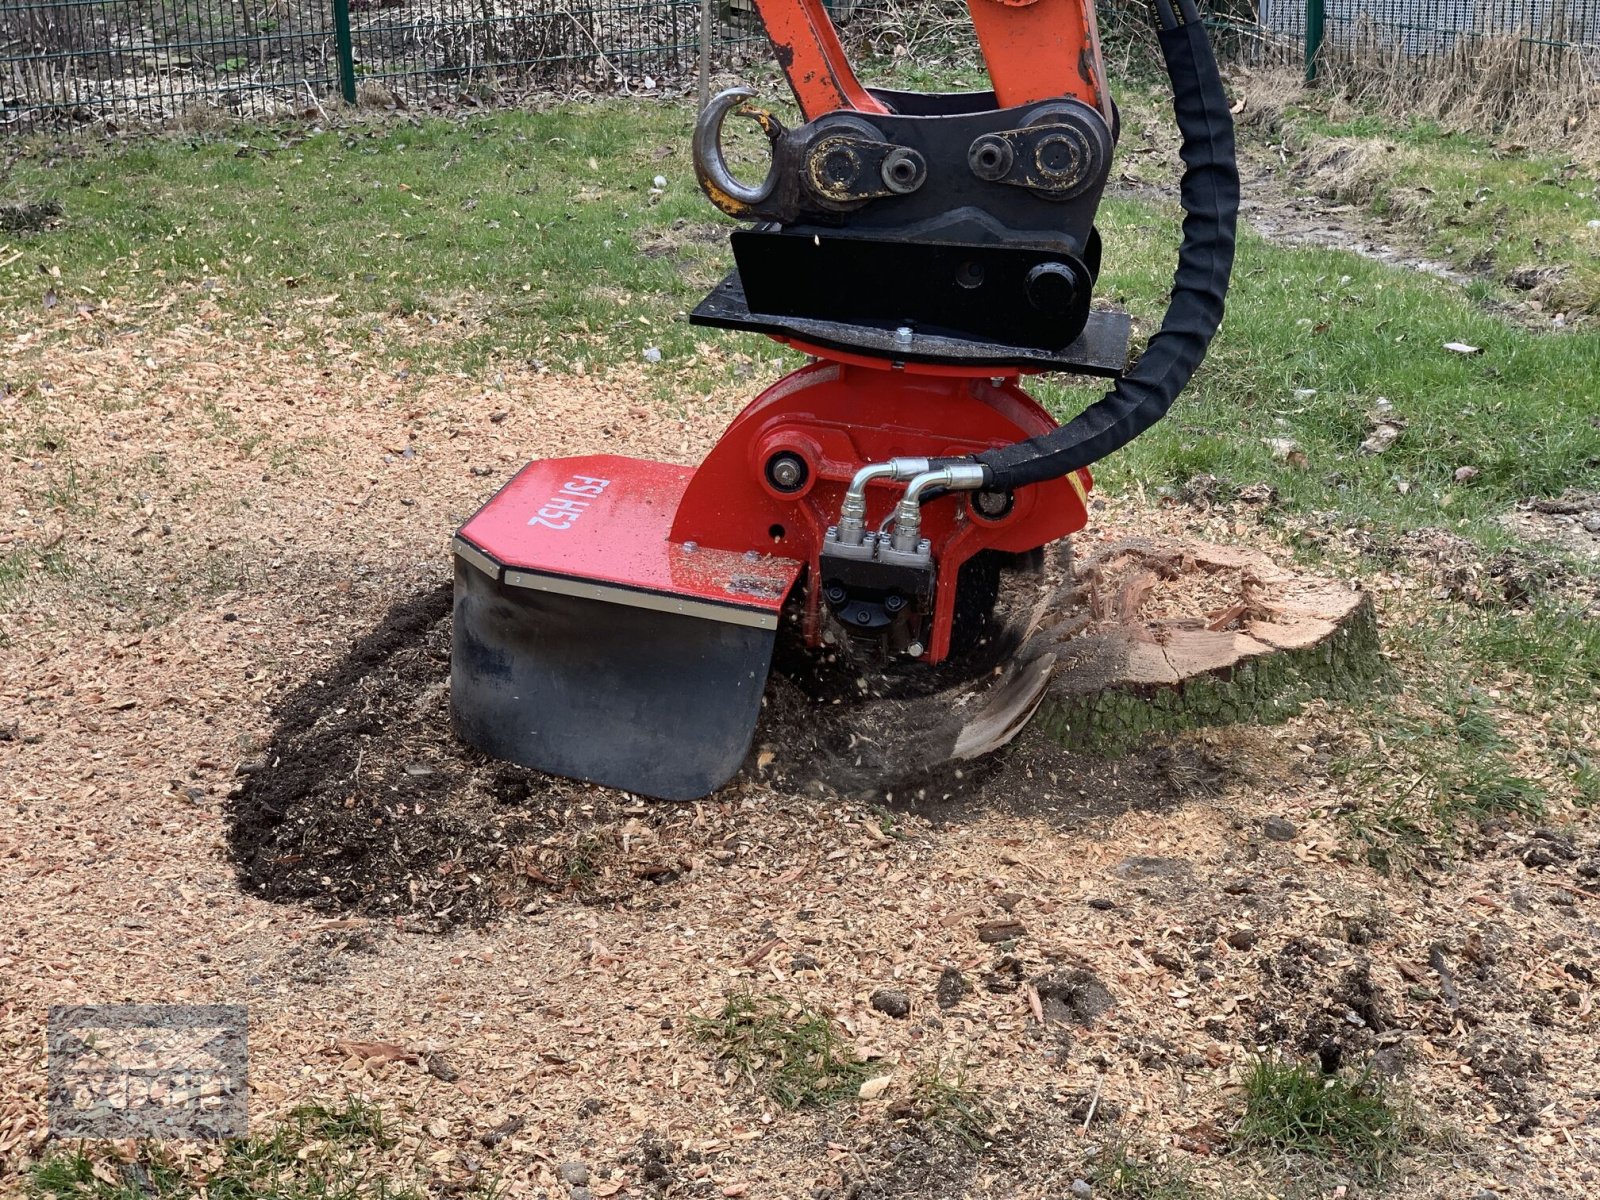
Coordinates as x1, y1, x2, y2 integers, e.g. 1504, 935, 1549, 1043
858, 1075, 893, 1101
1359, 423, 1402, 455
1263, 437, 1300, 462
335, 1040, 419, 1065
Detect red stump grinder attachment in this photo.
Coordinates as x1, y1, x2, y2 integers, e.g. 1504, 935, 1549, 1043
451, 0, 1239, 800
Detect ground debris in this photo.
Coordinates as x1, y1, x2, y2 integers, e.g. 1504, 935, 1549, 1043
0, 198, 63, 232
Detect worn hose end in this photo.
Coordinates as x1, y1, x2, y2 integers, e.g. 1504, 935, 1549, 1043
842, 457, 931, 509
693, 87, 785, 220
888, 510, 923, 553
902, 464, 986, 507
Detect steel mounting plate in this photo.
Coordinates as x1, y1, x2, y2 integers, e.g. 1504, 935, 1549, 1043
691, 269, 1132, 375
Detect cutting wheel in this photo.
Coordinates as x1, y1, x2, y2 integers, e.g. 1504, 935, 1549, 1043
756, 541, 1086, 798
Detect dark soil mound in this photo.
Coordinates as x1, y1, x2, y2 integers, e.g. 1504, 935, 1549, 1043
226, 585, 544, 928
228, 584, 1224, 927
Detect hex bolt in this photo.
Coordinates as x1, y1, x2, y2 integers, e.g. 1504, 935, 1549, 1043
906, 641, 926, 658
883, 593, 906, 614
766, 451, 807, 493
968, 136, 1013, 181
880, 147, 926, 195
972, 489, 1013, 520
894, 325, 914, 346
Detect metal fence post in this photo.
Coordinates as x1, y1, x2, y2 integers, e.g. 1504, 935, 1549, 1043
698, 0, 712, 110
334, 0, 358, 104
1304, 0, 1325, 82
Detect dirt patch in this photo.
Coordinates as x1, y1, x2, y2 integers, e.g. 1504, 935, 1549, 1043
228, 583, 771, 930
1502, 492, 1600, 573
1112, 110, 1577, 327
0, 199, 63, 233
636, 217, 727, 260
807, 1084, 1146, 1200
227, 584, 535, 929
1343, 523, 1600, 615
228, 580, 1241, 927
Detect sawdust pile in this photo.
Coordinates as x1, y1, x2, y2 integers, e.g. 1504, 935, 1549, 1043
4, 298, 1599, 1197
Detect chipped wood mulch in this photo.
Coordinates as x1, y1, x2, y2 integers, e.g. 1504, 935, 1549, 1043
3, 297, 1598, 1198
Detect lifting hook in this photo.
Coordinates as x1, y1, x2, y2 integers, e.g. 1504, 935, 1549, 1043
693, 88, 787, 219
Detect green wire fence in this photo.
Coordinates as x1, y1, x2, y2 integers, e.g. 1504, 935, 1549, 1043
2, 0, 1597, 134
1, 0, 766, 131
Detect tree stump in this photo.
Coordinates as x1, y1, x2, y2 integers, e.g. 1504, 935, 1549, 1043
1030, 537, 1387, 752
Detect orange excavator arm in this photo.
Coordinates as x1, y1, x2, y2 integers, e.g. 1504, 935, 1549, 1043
751, 0, 1110, 120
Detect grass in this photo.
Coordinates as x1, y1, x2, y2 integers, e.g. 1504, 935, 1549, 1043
692, 992, 871, 1109
0, 543, 74, 611
902, 1063, 994, 1151
1085, 1142, 1198, 1200
1071, 210, 1600, 527
0, 102, 797, 391
1236, 1057, 1404, 1179
562, 831, 607, 884
1330, 682, 1558, 871
1229, 76, 1600, 314
27, 1097, 482, 1200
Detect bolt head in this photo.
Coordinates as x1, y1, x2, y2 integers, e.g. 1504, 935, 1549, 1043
906, 641, 925, 658
973, 489, 1013, 519
894, 326, 914, 345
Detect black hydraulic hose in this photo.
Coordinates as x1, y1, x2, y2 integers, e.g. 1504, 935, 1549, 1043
974, 0, 1238, 491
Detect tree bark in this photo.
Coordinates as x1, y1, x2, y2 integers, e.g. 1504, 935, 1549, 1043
1032, 537, 1387, 752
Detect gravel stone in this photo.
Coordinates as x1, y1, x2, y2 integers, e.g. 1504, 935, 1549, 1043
1263, 816, 1298, 841
559, 1162, 591, 1188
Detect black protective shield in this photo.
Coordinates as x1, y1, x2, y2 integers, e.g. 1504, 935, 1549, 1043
450, 558, 776, 802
